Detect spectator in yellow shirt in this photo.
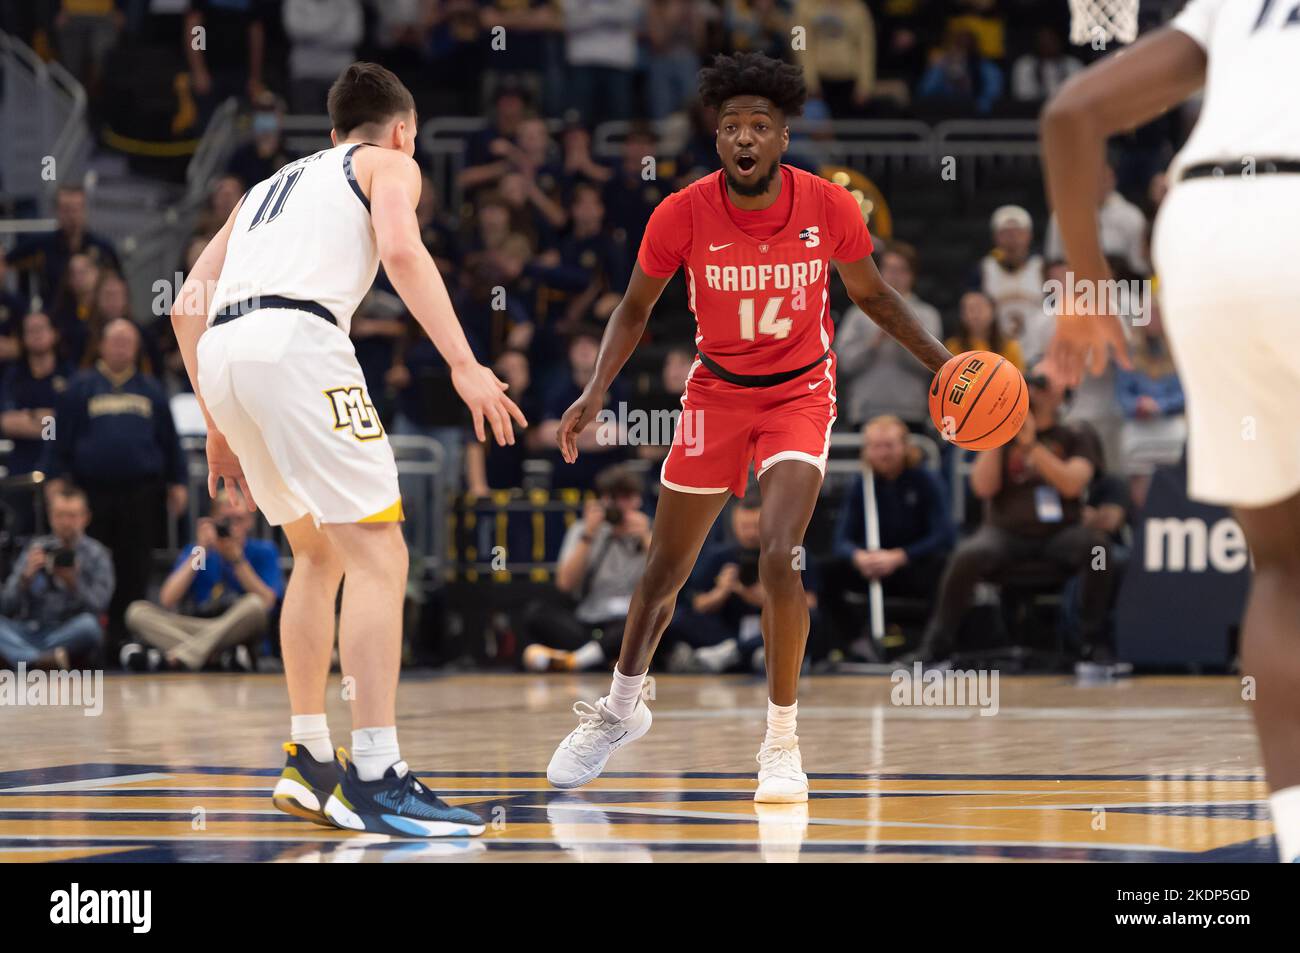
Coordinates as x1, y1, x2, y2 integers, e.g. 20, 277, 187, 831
946, 289, 1025, 370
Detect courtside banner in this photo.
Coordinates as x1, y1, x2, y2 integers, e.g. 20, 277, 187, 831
1116, 461, 1250, 667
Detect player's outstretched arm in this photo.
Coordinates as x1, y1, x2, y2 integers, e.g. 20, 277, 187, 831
1040, 27, 1206, 384
171, 201, 257, 510
369, 150, 527, 446
835, 255, 952, 375
556, 263, 670, 464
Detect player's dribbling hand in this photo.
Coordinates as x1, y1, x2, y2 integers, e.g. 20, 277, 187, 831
206, 429, 256, 511
557, 390, 602, 464
453, 362, 528, 447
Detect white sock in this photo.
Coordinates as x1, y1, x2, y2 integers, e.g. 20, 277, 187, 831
1269, 785, 1300, 862
605, 666, 647, 720
352, 726, 401, 782
765, 699, 797, 745
290, 714, 333, 763
573, 641, 605, 670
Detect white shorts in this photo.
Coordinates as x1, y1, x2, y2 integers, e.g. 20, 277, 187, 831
1152, 174, 1300, 509
197, 308, 402, 526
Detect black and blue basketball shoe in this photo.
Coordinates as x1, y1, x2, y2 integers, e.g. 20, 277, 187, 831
271, 742, 343, 826
323, 751, 486, 838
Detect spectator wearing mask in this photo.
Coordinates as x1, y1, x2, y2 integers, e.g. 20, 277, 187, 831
946, 290, 1025, 371
226, 92, 290, 188
1011, 26, 1083, 106
977, 205, 1049, 365
282, 0, 364, 114
907, 370, 1118, 665
793, 0, 876, 118
916, 28, 1003, 116
825, 415, 954, 656
667, 489, 818, 673
521, 464, 652, 671
0, 486, 114, 669
44, 318, 188, 655
124, 491, 283, 671
835, 241, 942, 429
0, 311, 72, 478
6, 186, 119, 303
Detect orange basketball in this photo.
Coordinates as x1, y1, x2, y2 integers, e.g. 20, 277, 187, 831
928, 350, 1028, 450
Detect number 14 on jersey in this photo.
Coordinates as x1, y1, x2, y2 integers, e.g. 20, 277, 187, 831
738, 296, 793, 341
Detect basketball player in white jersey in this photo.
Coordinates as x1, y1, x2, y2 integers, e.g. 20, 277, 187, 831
1041, 0, 1300, 861
170, 63, 526, 837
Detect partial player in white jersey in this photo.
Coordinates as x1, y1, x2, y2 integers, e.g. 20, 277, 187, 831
170, 63, 526, 838
1040, 0, 1300, 861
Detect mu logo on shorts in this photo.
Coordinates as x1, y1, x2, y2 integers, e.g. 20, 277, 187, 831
324, 386, 384, 440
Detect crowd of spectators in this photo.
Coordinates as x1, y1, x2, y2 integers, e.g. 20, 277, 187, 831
0, 2, 1198, 674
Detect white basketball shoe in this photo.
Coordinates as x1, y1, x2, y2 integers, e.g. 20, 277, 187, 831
547, 696, 653, 789
755, 735, 809, 803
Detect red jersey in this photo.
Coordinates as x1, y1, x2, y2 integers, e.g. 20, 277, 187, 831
638, 165, 873, 375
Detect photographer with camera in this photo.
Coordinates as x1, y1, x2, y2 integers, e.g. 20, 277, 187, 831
521, 464, 651, 672
123, 491, 283, 671
0, 486, 114, 669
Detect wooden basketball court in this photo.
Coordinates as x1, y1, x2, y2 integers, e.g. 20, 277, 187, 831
0, 673, 1272, 862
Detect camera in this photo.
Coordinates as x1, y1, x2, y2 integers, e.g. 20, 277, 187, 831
737, 550, 760, 588
51, 548, 76, 569
214, 519, 233, 539
603, 503, 624, 527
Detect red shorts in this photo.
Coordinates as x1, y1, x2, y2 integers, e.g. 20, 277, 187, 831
661, 353, 837, 497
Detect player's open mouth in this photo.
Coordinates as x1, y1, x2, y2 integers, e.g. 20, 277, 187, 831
735, 155, 757, 175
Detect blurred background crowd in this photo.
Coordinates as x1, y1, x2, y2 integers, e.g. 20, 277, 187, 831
0, 0, 1204, 676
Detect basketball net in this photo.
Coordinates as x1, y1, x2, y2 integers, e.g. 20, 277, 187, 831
1068, 0, 1138, 46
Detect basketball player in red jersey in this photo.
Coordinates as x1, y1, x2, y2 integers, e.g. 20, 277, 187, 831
545, 53, 952, 801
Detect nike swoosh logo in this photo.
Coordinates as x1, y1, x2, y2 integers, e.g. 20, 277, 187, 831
709, 243, 733, 252
808, 380, 824, 390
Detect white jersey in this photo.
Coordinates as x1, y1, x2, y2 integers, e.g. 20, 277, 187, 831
1169, 0, 1300, 178
979, 253, 1051, 361
209, 143, 379, 335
